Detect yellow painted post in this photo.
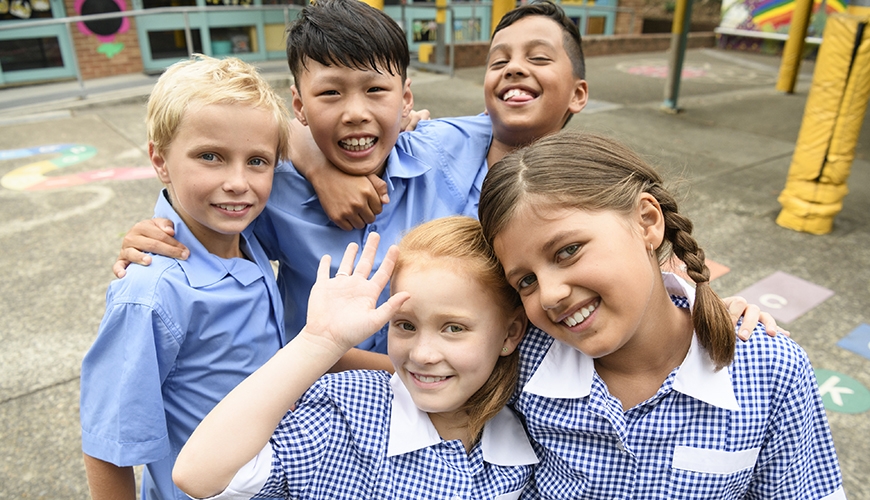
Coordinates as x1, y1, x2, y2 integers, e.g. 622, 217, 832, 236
358, 0, 384, 10
491, 0, 514, 34
775, 0, 814, 93
848, 0, 870, 17
776, 13, 870, 234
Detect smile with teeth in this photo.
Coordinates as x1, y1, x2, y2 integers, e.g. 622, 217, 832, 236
340, 136, 377, 151
215, 204, 248, 212
501, 88, 537, 101
412, 372, 449, 384
562, 301, 597, 327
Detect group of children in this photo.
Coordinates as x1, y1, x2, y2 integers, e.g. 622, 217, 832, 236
79, 0, 846, 499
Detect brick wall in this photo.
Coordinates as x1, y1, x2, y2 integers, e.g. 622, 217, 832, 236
64, 0, 144, 80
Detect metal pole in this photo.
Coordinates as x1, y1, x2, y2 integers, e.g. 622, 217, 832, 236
183, 11, 194, 58
435, 0, 447, 65
661, 0, 693, 112
64, 20, 86, 97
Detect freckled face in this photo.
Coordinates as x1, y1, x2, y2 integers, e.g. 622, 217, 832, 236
388, 260, 519, 429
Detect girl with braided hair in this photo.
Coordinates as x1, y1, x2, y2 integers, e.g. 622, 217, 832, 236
479, 130, 844, 499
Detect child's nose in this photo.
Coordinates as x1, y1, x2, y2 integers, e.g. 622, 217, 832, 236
409, 335, 442, 365
222, 164, 250, 193
538, 272, 571, 311
342, 94, 372, 124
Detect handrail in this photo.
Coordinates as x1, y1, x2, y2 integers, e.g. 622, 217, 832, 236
0, 4, 304, 94
714, 26, 823, 45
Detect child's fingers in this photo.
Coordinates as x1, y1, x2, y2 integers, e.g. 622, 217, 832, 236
352, 233, 381, 278
374, 291, 410, 324
316, 254, 333, 282
370, 244, 399, 290
336, 242, 359, 277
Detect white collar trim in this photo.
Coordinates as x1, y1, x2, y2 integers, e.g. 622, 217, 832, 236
387, 374, 539, 465
523, 273, 739, 411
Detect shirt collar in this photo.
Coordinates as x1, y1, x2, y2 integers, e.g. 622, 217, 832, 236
524, 272, 739, 411
386, 374, 539, 466
154, 189, 265, 288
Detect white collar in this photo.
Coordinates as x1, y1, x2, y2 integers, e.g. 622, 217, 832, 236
524, 273, 739, 411
386, 374, 539, 465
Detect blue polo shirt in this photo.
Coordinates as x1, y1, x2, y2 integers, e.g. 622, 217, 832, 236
254, 115, 492, 352
80, 190, 285, 500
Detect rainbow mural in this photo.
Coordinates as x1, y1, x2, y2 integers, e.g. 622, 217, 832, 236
721, 0, 849, 36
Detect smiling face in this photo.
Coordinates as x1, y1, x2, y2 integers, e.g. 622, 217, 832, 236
492, 200, 662, 360
150, 102, 278, 259
388, 258, 523, 434
291, 60, 413, 178
484, 15, 587, 149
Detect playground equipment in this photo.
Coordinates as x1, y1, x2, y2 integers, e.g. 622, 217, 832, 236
776, 12, 870, 234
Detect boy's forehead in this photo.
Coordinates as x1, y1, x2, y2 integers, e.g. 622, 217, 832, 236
298, 57, 403, 82
489, 15, 565, 52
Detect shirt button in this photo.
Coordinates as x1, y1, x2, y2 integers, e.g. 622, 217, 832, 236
616, 442, 626, 452
451, 496, 462, 500
369, 224, 378, 232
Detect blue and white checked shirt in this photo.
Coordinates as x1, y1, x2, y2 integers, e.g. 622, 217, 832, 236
514, 273, 845, 500
205, 371, 537, 500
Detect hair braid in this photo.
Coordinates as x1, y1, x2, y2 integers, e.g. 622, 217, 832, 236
651, 185, 735, 369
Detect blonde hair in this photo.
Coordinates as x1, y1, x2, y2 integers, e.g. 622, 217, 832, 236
479, 130, 735, 369
393, 216, 523, 443
146, 55, 291, 160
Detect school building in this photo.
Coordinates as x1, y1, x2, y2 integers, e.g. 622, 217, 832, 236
0, 0, 721, 87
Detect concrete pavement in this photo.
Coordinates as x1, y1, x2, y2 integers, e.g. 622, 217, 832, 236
1, 48, 868, 498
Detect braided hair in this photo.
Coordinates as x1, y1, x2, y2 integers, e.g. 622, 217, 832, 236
479, 130, 735, 369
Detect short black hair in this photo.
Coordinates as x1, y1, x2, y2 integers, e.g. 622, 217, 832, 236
493, 0, 585, 80
286, 0, 410, 84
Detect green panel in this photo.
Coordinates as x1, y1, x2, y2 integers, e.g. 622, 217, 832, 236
0, 23, 77, 84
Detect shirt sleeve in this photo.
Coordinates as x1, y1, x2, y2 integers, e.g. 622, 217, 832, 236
400, 115, 491, 211
192, 444, 275, 500
745, 343, 844, 498
80, 298, 183, 466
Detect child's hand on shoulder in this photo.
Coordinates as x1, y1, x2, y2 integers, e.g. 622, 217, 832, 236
301, 233, 410, 355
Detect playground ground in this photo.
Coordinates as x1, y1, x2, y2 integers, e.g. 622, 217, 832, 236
1, 47, 869, 498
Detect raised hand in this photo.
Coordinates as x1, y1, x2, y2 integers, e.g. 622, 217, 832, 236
301, 233, 410, 354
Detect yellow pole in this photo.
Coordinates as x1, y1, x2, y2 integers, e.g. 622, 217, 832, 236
849, 0, 870, 17
358, 0, 383, 10
776, 13, 870, 234
775, 0, 813, 93
491, 0, 513, 34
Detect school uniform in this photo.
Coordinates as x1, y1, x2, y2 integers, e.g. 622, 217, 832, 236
254, 115, 492, 353
200, 371, 538, 500
513, 273, 845, 500
80, 190, 285, 500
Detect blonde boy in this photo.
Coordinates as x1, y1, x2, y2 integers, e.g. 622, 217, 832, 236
80, 55, 291, 500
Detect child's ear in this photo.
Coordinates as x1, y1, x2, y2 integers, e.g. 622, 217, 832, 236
149, 142, 171, 184
290, 85, 308, 126
500, 308, 527, 356
568, 79, 589, 115
401, 78, 414, 118
638, 192, 665, 251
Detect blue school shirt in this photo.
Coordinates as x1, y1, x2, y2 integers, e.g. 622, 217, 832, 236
201, 372, 538, 500
254, 115, 492, 352
80, 190, 285, 500
513, 273, 845, 500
